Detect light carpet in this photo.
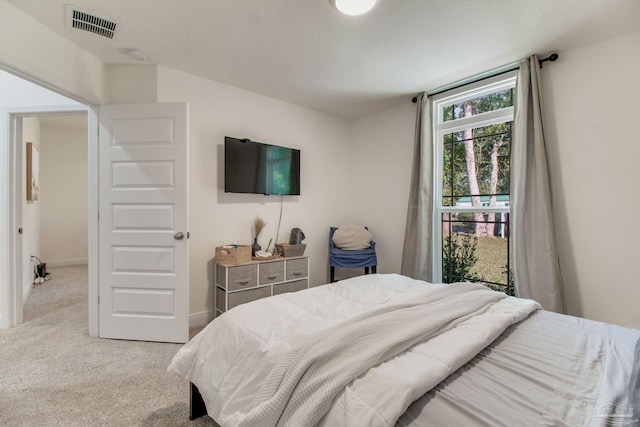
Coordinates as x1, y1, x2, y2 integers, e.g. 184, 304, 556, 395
0, 265, 216, 426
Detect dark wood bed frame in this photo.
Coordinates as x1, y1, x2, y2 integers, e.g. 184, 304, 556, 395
190, 382, 208, 420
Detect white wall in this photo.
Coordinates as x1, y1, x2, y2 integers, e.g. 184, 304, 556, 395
348, 102, 416, 278
543, 29, 640, 329
106, 64, 158, 104
39, 118, 88, 266
157, 66, 354, 318
21, 117, 40, 302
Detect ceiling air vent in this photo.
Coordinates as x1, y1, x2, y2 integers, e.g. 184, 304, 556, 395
66, 5, 117, 39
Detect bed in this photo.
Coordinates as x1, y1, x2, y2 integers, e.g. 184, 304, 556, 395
169, 273, 640, 426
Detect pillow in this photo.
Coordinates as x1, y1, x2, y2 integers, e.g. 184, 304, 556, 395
332, 225, 372, 250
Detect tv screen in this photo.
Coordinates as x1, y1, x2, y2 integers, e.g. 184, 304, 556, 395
224, 136, 301, 195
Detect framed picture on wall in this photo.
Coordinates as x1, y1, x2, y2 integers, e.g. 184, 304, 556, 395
26, 142, 39, 201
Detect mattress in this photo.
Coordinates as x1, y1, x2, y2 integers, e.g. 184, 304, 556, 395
169, 273, 639, 427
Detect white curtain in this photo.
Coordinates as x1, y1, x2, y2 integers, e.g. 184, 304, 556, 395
401, 93, 433, 281
511, 56, 566, 313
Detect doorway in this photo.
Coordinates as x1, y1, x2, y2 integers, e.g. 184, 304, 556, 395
26, 114, 89, 314
1, 68, 189, 342
0, 68, 97, 334
33, 114, 89, 271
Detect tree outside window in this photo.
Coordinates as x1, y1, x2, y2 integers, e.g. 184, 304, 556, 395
433, 74, 516, 295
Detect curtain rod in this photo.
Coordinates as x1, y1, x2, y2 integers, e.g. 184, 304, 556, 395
411, 53, 559, 103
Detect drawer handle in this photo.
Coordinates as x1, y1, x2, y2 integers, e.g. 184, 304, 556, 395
292, 272, 302, 276
266, 275, 278, 280
236, 280, 249, 285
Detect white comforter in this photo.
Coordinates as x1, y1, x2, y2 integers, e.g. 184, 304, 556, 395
168, 274, 540, 426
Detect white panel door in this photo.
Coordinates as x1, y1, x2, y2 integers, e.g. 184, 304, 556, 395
98, 102, 188, 343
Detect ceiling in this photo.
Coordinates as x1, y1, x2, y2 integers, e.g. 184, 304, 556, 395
7, 0, 640, 119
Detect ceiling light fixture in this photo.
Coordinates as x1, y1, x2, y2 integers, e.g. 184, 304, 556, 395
330, 0, 377, 16
127, 49, 147, 61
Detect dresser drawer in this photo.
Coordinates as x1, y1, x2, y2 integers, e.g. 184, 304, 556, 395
227, 286, 271, 310
273, 279, 308, 296
215, 256, 309, 315
218, 264, 258, 291
286, 258, 308, 281
258, 260, 284, 285
215, 287, 225, 313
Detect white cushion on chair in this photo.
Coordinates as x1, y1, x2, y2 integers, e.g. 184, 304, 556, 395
333, 225, 373, 250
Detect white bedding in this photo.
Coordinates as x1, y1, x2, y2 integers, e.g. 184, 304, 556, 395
168, 274, 540, 426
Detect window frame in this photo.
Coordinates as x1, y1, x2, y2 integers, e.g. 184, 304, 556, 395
431, 71, 517, 284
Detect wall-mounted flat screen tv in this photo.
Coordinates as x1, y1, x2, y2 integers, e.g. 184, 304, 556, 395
224, 136, 301, 196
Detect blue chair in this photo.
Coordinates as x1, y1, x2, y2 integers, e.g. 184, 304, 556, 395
329, 226, 377, 283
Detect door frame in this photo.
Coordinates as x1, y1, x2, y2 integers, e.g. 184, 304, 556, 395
0, 105, 99, 336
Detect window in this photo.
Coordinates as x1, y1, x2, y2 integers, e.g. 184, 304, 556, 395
432, 72, 516, 294
266, 146, 295, 195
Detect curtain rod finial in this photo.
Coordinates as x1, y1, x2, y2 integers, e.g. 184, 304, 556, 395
539, 53, 559, 68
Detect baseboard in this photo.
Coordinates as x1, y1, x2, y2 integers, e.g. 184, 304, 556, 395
190, 310, 214, 328
46, 258, 89, 267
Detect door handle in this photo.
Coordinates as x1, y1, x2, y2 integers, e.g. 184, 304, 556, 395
174, 232, 184, 240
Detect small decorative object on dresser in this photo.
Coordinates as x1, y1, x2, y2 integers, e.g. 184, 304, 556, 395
215, 256, 309, 315
275, 243, 306, 257
215, 245, 252, 265
289, 227, 305, 244
252, 216, 267, 256
275, 227, 307, 257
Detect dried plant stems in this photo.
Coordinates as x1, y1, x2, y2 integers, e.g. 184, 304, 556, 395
254, 216, 267, 237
